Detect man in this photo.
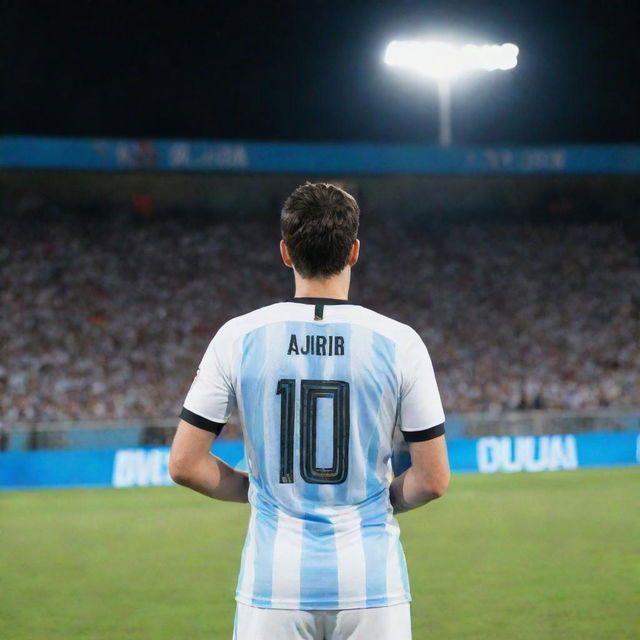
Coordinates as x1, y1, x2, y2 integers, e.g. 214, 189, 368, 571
170, 182, 450, 640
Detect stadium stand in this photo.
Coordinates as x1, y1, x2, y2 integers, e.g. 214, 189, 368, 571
1, 204, 639, 423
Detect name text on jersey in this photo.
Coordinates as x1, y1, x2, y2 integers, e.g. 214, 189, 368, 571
287, 334, 345, 356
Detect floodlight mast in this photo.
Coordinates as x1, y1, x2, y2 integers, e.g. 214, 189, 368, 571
437, 79, 452, 147
384, 40, 519, 146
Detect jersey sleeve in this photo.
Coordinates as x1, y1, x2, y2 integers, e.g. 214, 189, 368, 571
398, 329, 445, 442
180, 328, 236, 435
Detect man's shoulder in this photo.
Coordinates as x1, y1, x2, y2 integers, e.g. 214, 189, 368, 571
345, 304, 420, 346
215, 301, 421, 348
215, 302, 289, 339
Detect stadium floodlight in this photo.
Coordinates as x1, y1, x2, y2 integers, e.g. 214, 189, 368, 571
384, 40, 519, 146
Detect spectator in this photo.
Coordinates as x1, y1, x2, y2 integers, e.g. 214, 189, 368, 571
1, 207, 638, 421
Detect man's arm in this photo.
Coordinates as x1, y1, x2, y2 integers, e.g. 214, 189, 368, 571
169, 420, 249, 503
390, 434, 450, 514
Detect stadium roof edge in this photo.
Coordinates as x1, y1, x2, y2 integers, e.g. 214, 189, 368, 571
1, 135, 640, 175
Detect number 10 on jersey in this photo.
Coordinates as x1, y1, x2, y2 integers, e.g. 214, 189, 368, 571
277, 379, 350, 485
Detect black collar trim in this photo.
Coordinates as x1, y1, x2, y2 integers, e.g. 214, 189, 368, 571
285, 297, 352, 305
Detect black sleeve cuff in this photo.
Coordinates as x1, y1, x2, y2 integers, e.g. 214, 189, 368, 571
401, 422, 445, 442
179, 407, 225, 435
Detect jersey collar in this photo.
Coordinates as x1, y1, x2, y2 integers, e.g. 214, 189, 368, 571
286, 297, 352, 305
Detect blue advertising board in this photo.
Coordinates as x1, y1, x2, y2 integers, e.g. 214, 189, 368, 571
2, 136, 640, 174
0, 432, 637, 491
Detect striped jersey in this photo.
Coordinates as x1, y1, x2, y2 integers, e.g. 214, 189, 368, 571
181, 298, 445, 610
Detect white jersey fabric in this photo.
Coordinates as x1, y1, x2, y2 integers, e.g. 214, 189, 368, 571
181, 299, 445, 611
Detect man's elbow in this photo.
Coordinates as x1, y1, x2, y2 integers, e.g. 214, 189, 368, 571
429, 479, 449, 500
169, 453, 192, 486
423, 470, 450, 500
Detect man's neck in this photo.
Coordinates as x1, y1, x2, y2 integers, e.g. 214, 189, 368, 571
293, 270, 350, 300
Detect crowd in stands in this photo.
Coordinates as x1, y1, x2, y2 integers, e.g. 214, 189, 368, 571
1, 204, 639, 423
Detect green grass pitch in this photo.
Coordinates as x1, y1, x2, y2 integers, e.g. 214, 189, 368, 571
2, 467, 639, 639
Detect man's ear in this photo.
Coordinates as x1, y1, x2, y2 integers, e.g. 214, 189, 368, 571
347, 239, 360, 267
280, 240, 294, 268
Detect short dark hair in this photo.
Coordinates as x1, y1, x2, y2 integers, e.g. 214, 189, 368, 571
280, 182, 360, 279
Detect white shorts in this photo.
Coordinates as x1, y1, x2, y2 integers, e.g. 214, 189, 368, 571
233, 602, 412, 640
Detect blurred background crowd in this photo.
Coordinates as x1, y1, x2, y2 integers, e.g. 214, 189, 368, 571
1, 204, 639, 422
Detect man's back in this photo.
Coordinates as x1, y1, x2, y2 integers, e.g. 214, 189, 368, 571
182, 298, 445, 610
171, 181, 449, 639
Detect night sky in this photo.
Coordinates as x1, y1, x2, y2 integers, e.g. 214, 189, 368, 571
2, 0, 639, 145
